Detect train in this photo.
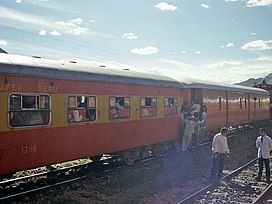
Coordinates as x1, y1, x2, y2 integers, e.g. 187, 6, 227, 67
0, 53, 270, 177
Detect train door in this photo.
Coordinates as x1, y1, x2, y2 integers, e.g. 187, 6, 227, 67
253, 95, 257, 120
190, 88, 203, 104
270, 95, 272, 119
226, 91, 229, 127
247, 94, 250, 121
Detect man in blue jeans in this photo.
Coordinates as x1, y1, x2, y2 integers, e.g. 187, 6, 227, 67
255, 128, 272, 183
210, 127, 230, 180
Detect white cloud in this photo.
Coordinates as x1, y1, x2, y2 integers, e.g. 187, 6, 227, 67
247, 0, 272, 7
130, 46, 159, 55
65, 27, 89, 35
242, 40, 272, 50
225, 0, 240, 2
55, 18, 90, 35
38, 29, 47, 36
49, 30, 61, 36
226, 42, 235, 47
155, 2, 177, 11
201, 4, 211, 8
122, 33, 138, 40
0, 39, 8, 46
155, 58, 271, 84
251, 32, 256, 35
0, 7, 108, 38
181, 50, 186, 54
16, 0, 22, 3
89, 19, 95, 23
257, 56, 272, 62
196, 51, 201, 54
55, 18, 83, 27
206, 60, 243, 69
69, 18, 83, 25
0, 6, 56, 28
55, 21, 76, 27
221, 42, 235, 48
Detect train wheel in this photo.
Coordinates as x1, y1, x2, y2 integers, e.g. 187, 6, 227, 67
124, 151, 137, 165
91, 155, 103, 163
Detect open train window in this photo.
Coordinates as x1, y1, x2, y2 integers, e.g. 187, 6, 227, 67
164, 97, 178, 116
140, 97, 157, 117
67, 95, 97, 123
244, 98, 247, 109
109, 96, 131, 119
9, 94, 50, 128
239, 98, 242, 109
217, 97, 222, 110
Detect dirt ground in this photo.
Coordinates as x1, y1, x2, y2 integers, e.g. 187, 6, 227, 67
21, 123, 272, 204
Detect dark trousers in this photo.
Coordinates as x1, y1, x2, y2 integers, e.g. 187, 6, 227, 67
210, 153, 226, 179
257, 157, 270, 182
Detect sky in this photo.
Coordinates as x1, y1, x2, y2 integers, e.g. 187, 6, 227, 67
0, 0, 272, 84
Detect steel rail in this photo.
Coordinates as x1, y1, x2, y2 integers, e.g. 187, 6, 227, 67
176, 158, 258, 204
252, 180, 272, 204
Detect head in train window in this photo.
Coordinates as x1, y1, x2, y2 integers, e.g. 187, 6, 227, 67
77, 96, 87, 108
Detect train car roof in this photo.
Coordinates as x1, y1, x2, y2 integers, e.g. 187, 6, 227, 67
0, 53, 183, 88
184, 80, 269, 95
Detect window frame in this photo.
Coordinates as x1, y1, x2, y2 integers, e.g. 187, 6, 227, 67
66, 94, 97, 124
239, 98, 242, 109
164, 97, 178, 116
108, 96, 131, 120
217, 96, 222, 110
8, 93, 51, 128
140, 97, 157, 118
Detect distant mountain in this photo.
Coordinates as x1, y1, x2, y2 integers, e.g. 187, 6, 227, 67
235, 73, 272, 86
0, 48, 8, 53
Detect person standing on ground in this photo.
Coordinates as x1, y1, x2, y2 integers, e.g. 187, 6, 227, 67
255, 128, 272, 183
210, 127, 230, 180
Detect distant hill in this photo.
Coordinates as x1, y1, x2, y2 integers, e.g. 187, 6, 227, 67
235, 73, 272, 86
0, 48, 8, 53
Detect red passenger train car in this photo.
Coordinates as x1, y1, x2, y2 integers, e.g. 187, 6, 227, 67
0, 54, 270, 177
183, 82, 270, 131
0, 54, 183, 176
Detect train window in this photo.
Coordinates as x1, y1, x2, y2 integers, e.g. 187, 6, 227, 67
244, 98, 247, 109
140, 97, 157, 117
109, 96, 131, 119
164, 97, 178, 116
67, 95, 97, 123
258, 98, 261, 108
254, 97, 257, 108
217, 97, 222, 110
9, 94, 50, 127
239, 98, 242, 109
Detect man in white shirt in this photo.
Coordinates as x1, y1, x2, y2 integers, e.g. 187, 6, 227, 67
255, 128, 272, 183
210, 127, 230, 180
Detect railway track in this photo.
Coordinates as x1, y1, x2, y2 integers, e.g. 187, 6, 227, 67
252, 182, 272, 204
0, 156, 122, 202
177, 158, 272, 204
0, 124, 262, 202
